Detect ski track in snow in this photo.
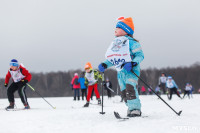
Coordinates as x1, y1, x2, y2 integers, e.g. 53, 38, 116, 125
0, 95, 200, 133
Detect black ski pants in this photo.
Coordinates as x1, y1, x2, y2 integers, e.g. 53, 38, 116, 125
169, 87, 181, 100
7, 82, 28, 105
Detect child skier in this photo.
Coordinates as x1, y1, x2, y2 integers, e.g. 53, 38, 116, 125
4, 59, 32, 110
189, 84, 194, 98
166, 76, 182, 100
83, 62, 102, 107
78, 72, 87, 100
182, 83, 192, 99
98, 17, 144, 117
71, 73, 80, 101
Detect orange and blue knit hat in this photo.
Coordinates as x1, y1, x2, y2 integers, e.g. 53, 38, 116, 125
84, 62, 93, 70
116, 17, 134, 35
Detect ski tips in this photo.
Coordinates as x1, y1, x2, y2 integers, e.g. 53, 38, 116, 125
177, 110, 182, 116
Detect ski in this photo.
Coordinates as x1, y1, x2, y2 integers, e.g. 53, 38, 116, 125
5, 108, 26, 111
114, 111, 148, 120
90, 103, 101, 106
114, 111, 129, 120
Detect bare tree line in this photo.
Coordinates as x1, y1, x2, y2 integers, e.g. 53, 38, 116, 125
0, 63, 199, 98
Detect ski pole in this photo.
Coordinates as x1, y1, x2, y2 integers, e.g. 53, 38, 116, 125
99, 73, 105, 115
107, 86, 115, 93
131, 70, 182, 116
26, 83, 56, 109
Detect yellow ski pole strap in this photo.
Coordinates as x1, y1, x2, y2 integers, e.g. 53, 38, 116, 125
26, 83, 35, 91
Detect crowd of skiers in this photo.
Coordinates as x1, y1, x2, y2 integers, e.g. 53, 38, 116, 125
138, 73, 195, 100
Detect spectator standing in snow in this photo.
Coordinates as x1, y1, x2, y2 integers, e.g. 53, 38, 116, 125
78, 72, 87, 100
148, 87, 152, 95
141, 86, 146, 95
158, 73, 167, 94
71, 73, 80, 101
166, 76, 182, 100
198, 88, 200, 94
103, 78, 112, 99
4, 59, 32, 110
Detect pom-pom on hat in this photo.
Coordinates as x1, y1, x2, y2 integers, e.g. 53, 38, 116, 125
116, 17, 134, 35
74, 73, 78, 76
10, 59, 19, 67
84, 62, 93, 70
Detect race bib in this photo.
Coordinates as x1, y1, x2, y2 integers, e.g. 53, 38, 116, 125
105, 36, 132, 71
10, 69, 25, 83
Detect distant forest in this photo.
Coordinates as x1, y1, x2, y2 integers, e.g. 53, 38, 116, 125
0, 63, 200, 98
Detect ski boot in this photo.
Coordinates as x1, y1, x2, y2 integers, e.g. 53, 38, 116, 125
5, 102, 14, 110
97, 99, 101, 105
127, 109, 142, 117
24, 103, 30, 109
84, 102, 89, 107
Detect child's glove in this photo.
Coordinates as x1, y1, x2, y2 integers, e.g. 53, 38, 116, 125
123, 62, 137, 72
98, 63, 107, 72
4, 84, 8, 87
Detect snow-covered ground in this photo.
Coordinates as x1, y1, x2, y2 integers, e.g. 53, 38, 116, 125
0, 94, 200, 133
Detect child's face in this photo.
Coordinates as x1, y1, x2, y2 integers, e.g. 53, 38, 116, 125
115, 28, 127, 37
85, 68, 90, 73
10, 66, 18, 71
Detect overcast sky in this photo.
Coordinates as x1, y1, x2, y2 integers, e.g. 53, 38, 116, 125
0, 0, 200, 77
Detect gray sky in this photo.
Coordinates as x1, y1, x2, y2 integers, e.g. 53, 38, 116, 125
0, 0, 200, 77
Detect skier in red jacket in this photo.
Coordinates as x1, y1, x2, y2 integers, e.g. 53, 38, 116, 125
4, 59, 32, 110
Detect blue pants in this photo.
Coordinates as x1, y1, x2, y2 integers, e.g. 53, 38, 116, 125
118, 69, 141, 111
74, 89, 80, 99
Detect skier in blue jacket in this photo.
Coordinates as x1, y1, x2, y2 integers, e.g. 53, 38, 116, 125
166, 76, 182, 100
98, 17, 144, 117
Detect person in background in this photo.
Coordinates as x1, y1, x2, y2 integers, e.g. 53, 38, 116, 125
166, 76, 182, 100
71, 73, 80, 101
189, 84, 194, 98
104, 78, 112, 99
78, 72, 87, 100
84, 62, 102, 107
148, 87, 152, 95
4, 59, 32, 110
155, 86, 161, 96
158, 73, 167, 94
198, 88, 200, 94
182, 83, 192, 99
141, 86, 146, 95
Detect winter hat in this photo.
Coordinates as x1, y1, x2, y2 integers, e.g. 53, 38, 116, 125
10, 59, 19, 67
84, 62, 93, 70
168, 76, 172, 79
116, 17, 134, 35
74, 73, 78, 76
